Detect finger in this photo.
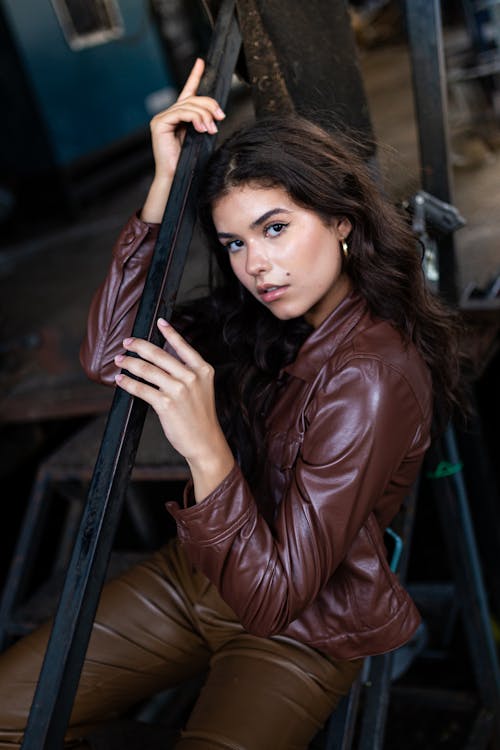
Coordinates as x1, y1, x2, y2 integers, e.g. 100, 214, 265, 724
153, 99, 225, 133
164, 103, 218, 134
151, 108, 212, 135
168, 97, 226, 123
121, 337, 191, 380
115, 372, 163, 410
116, 353, 198, 412
168, 96, 225, 116
115, 353, 170, 390
178, 58, 205, 101
157, 319, 211, 372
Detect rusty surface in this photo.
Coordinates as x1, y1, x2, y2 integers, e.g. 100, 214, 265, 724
235, 0, 293, 117
0, 326, 112, 423
253, 0, 374, 143
206, 0, 374, 144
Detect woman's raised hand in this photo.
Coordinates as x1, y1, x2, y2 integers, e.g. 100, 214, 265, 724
151, 58, 225, 179
114, 319, 234, 502
141, 58, 226, 223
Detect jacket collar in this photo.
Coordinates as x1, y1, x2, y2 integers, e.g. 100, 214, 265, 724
284, 291, 368, 382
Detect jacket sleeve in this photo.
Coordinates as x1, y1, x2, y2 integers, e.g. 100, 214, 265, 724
166, 357, 431, 637
79, 212, 160, 385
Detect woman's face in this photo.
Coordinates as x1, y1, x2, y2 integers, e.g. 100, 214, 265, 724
212, 184, 352, 328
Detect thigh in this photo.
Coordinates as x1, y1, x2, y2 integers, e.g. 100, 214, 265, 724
0, 541, 211, 749
176, 634, 363, 750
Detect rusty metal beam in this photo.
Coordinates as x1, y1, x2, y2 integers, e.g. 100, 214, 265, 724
237, 0, 375, 150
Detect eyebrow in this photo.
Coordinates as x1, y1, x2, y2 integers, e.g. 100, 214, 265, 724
216, 207, 292, 238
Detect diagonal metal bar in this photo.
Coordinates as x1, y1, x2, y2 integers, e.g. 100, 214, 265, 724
21, 3, 241, 748
428, 425, 500, 742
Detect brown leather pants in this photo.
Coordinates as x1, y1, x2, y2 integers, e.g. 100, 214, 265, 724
0, 539, 362, 749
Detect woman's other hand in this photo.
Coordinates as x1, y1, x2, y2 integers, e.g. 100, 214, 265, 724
114, 318, 234, 502
141, 58, 226, 223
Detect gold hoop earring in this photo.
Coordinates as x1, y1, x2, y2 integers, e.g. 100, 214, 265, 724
341, 239, 349, 260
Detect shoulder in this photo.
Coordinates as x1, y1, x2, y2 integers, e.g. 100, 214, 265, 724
319, 316, 433, 423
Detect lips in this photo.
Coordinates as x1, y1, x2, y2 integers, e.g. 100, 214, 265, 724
257, 284, 290, 303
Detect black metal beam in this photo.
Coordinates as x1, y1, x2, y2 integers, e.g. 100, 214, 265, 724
20, 3, 241, 747
404, 0, 458, 303
426, 426, 500, 744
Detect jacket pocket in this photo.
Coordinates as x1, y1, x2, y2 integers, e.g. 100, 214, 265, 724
266, 429, 303, 470
341, 514, 406, 630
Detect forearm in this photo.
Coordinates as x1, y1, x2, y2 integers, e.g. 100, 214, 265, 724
81, 58, 224, 386
80, 214, 159, 385
80, 176, 170, 384
140, 175, 173, 224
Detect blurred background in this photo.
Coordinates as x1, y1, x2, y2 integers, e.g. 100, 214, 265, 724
0, 1, 499, 747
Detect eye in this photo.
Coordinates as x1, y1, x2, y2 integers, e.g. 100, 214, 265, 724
265, 222, 288, 238
223, 238, 245, 254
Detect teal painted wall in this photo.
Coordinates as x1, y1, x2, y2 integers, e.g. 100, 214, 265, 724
3, 0, 177, 165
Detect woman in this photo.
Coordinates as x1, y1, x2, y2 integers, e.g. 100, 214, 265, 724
0, 59, 463, 749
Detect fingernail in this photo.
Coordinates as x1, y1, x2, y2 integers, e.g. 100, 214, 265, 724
216, 107, 226, 118
115, 374, 123, 383
123, 337, 133, 346
158, 317, 169, 327
115, 354, 124, 363
209, 122, 218, 134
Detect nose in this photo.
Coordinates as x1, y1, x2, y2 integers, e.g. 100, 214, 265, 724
245, 240, 271, 276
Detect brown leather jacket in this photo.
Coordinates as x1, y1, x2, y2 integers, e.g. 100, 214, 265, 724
81, 213, 433, 660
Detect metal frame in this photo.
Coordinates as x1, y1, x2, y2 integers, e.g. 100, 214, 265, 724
405, 0, 458, 303
426, 427, 500, 742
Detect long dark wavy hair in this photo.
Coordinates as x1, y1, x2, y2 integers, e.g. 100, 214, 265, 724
182, 116, 465, 484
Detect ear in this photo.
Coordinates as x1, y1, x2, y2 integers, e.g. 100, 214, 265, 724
336, 217, 352, 239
